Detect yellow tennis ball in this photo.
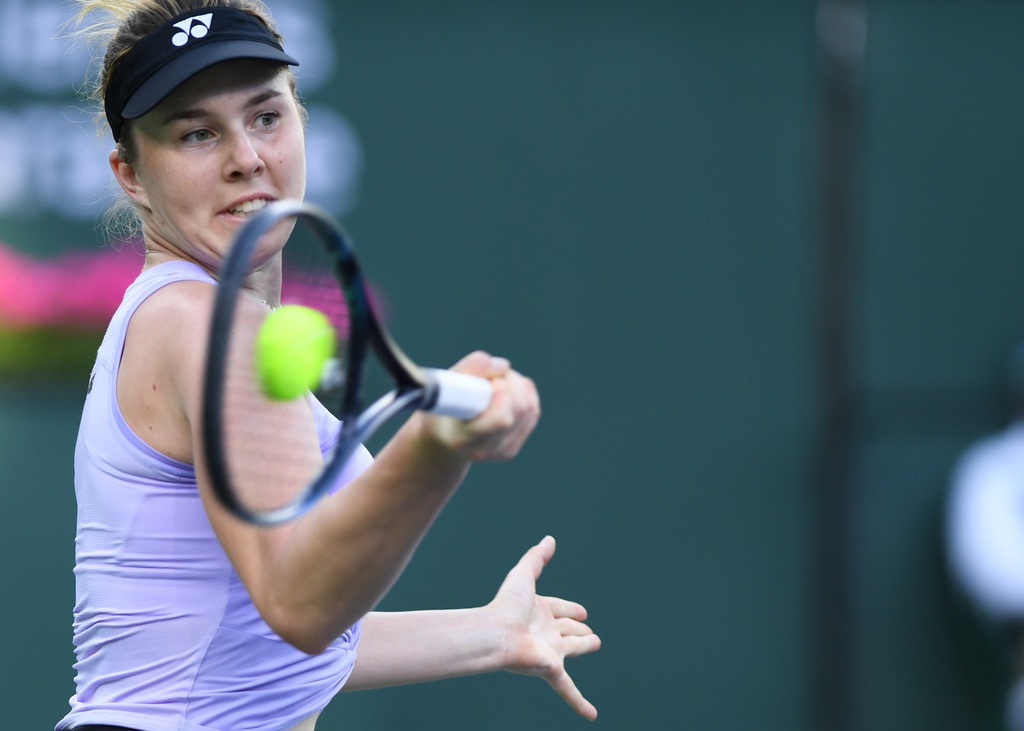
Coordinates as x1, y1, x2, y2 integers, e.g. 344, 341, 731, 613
256, 305, 335, 400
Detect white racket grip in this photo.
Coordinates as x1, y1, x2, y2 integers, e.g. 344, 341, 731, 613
424, 368, 493, 420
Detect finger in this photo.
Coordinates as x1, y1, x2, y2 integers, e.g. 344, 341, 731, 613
547, 670, 598, 721
485, 368, 537, 427
554, 617, 596, 638
561, 632, 603, 659
507, 536, 555, 588
463, 371, 537, 459
452, 350, 511, 378
541, 595, 588, 621
503, 377, 540, 452
504, 367, 539, 414
509, 370, 540, 429
496, 536, 553, 597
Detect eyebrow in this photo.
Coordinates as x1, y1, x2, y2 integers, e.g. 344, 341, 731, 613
161, 89, 285, 125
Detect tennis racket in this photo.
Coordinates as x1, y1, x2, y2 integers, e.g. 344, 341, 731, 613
202, 200, 492, 525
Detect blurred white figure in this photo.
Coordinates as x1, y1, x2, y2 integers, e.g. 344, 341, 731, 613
948, 342, 1024, 731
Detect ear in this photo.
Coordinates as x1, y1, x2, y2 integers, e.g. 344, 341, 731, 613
109, 148, 150, 210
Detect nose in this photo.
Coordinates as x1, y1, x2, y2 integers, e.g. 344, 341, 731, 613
223, 130, 265, 180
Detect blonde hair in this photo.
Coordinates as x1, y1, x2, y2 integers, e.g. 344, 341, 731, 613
67, 0, 293, 236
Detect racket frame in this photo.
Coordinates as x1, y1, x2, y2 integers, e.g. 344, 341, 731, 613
202, 200, 444, 525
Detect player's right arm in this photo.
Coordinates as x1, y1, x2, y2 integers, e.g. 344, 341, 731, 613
126, 282, 539, 653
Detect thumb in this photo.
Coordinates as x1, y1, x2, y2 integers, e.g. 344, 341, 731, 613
452, 350, 510, 378
516, 535, 556, 582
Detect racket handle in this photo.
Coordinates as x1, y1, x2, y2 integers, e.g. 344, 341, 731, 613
425, 368, 493, 420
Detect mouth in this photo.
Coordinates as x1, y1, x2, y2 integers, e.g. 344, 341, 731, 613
226, 198, 270, 217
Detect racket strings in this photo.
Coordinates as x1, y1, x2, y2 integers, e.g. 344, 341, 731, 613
226, 221, 354, 514
218, 297, 324, 513
282, 224, 353, 402
204, 203, 393, 522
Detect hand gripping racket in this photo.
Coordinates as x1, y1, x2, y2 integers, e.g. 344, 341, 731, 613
202, 200, 492, 525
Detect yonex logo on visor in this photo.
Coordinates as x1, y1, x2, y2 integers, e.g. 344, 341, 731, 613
171, 14, 213, 46
104, 6, 298, 142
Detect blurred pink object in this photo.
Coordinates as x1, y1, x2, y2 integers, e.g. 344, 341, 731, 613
281, 264, 351, 338
0, 241, 142, 330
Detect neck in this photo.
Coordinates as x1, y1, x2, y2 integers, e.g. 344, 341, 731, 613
139, 231, 284, 308
142, 247, 176, 271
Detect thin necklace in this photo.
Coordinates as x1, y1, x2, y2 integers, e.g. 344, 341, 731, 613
244, 290, 280, 310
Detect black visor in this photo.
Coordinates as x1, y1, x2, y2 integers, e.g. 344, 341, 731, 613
104, 6, 298, 141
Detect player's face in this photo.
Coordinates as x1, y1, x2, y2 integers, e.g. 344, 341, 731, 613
114, 59, 306, 272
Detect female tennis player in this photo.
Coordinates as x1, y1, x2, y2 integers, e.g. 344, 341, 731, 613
57, 2, 600, 730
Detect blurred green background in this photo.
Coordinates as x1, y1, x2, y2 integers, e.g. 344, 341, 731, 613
2, 0, 1023, 728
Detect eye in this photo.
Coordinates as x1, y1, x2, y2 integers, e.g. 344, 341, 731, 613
254, 111, 279, 130
182, 128, 213, 143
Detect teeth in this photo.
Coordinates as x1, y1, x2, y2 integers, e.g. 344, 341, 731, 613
229, 198, 268, 215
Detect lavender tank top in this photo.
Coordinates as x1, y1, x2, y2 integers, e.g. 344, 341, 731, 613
57, 261, 370, 731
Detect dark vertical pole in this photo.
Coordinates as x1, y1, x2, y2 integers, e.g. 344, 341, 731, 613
814, 2, 867, 731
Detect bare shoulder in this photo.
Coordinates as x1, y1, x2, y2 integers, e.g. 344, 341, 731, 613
129, 278, 219, 369
119, 277, 223, 462
135, 277, 217, 328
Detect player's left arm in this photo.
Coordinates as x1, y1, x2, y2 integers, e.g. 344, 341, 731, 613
345, 536, 601, 720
